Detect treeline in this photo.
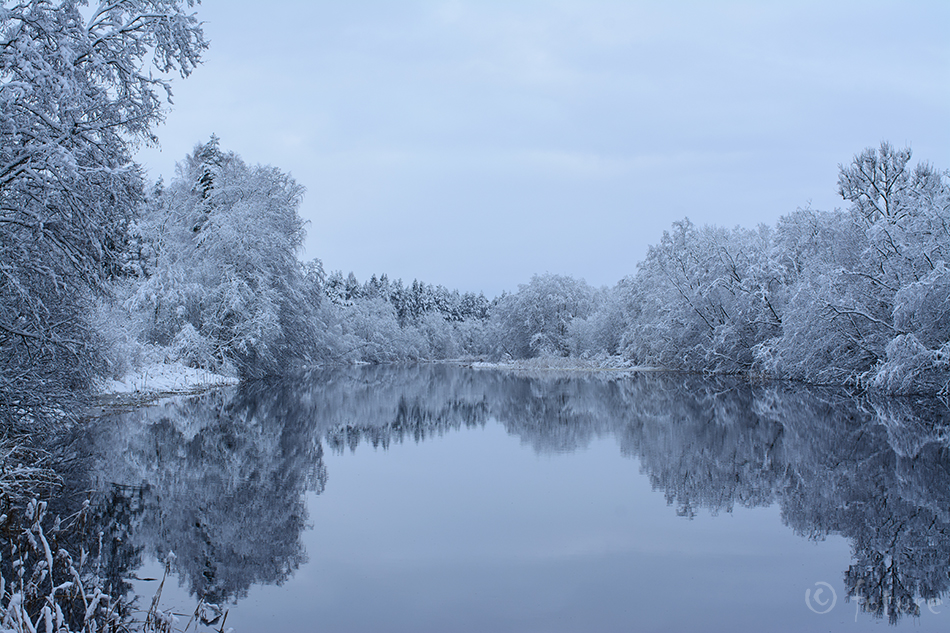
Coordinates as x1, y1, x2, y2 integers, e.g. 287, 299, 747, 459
305, 142, 949, 394
324, 272, 490, 324
109, 137, 604, 369
582, 142, 950, 394
106, 139, 950, 396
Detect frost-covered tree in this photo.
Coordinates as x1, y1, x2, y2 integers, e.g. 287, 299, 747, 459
760, 144, 950, 388
0, 0, 205, 424
492, 273, 594, 358
622, 219, 781, 372
131, 138, 317, 377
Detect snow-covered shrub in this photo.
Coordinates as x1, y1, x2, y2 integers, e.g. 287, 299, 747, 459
0, 500, 123, 632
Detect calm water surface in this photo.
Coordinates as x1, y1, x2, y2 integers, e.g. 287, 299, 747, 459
63, 365, 950, 632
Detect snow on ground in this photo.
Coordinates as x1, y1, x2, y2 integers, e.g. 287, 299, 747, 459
466, 356, 657, 373
96, 361, 238, 397
94, 356, 652, 407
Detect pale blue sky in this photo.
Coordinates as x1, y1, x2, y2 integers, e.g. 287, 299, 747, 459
135, 1, 950, 296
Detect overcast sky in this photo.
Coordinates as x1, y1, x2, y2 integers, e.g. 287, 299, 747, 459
135, 1, 950, 297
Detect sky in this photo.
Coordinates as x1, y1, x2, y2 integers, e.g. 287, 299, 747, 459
135, 1, 950, 297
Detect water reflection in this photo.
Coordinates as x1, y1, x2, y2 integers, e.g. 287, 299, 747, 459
73, 387, 326, 605
71, 364, 950, 625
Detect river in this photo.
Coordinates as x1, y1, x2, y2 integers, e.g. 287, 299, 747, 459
53, 364, 950, 632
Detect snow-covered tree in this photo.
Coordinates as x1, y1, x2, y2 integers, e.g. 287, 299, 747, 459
760, 144, 950, 388
753, 208, 878, 384
131, 138, 318, 377
604, 144, 948, 391
492, 273, 594, 358
622, 219, 780, 372
301, 258, 326, 306
0, 0, 205, 424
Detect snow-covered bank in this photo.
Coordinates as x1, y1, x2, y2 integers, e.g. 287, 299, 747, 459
464, 356, 657, 374
94, 361, 238, 408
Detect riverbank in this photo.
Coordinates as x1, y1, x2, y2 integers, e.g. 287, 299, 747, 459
464, 356, 656, 374
91, 357, 649, 415
93, 361, 239, 412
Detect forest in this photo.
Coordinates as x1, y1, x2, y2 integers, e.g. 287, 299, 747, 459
57, 134, 946, 401
92, 134, 950, 397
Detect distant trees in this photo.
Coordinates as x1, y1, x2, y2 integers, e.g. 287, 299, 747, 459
316, 270, 492, 362
0, 0, 205, 424
324, 273, 490, 325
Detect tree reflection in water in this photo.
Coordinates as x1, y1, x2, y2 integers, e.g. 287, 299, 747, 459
73, 386, 325, 605
72, 364, 950, 624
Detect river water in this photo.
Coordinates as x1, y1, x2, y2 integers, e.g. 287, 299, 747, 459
60, 364, 950, 632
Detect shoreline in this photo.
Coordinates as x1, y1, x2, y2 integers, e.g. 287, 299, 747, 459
91, 361, 239, 415
460, 356, 657, 373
